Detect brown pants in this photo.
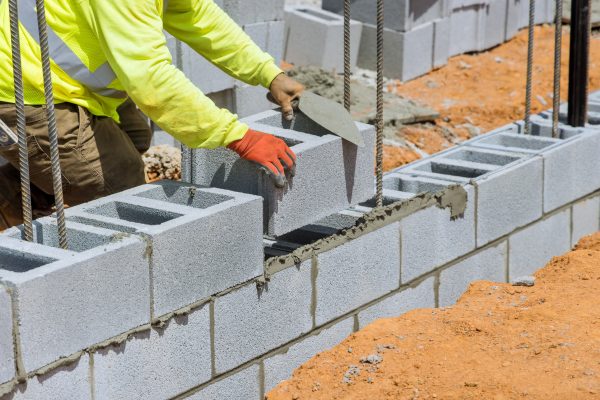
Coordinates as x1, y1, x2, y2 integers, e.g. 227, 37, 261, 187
0, 99, 151, 230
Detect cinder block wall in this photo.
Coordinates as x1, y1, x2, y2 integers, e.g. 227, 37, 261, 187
2, 92, 600, 399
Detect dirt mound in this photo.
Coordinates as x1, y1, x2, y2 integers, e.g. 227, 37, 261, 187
267, 233, 600, 400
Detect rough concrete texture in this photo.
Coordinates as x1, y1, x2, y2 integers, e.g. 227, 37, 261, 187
193, 110, 375, 236
5, 354, 90, 400
0, 287, 14, 385
213, 261, 313, 373
322, 0, 449, 32
476, 155, 544, 246
263, 318, 354, 392
221, 0, 285, 26
284, 6, 363, 72
508, 210, 572, 280
358, 276, 436, 328
66, 181, 264, 317
186, 365, 260, 400
433, 17, 451, 68
516, 0, 555, 27
543, 131, 600, 213
358, 22, 434, 82
449, 4, 485, 56
0, 222, 150, 373
482, 0, 509, 50
467, 128, 563, 154
439, 241, 508, 307
571, 196, 600, 247
315, 223, 401, 325
400, 185, 476, 283
94, 305, 212, 400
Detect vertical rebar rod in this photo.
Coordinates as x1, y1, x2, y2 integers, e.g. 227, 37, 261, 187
552, 0, 564, 138
343, 0, 351, 111
375, 0, 384, 208
524, 0, 535, 135
8, 0, 34, 241
567, 0, 591, 127
35, 0, 68, 249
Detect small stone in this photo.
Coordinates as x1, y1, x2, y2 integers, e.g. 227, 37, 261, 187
459, 61, 472, 69
367, 377, 374, 384
348, 347, 353, 353
512, 276, 535, 287
465, 382, 478, 387
360, 354, 383, 365
495, 56, 504, 63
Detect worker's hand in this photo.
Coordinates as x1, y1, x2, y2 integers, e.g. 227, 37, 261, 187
227, 129, 296, 188
268, 73, 304, 121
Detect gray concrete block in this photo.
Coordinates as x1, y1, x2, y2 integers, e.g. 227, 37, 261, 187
93, 305, 212, 400
467, 128, 565, 154
186, 365, 260, 400
516, 0, 555, 28
482, 0, 508, 50
221, 0, 285, 26
509, 209, 571, 279
571, 196, 600, 247
400, 185, 476, 282
475, 154, 544, 246
358, 276, 436, 328
234, 84, 273, 118
263, 317, 354, 392
323, 0, 449, 32
315, 223, 400, 325
244, 20, 285, 64
439, 241, 507, 306
517, 113, 589, 139
151, 128, 178, 147
433, 17, 451, 68
0, 287, 14, 385
284, 6, 363, 72
0, 221, 150, 373
543, 130, 600, 212
193, 110, 376, 236
66, 181, 264, 317
504, 0, 521, 40
449, 4, 485, 56
213, 261, 313, 373
358, 22, 434, 82
8, 354, 91, 400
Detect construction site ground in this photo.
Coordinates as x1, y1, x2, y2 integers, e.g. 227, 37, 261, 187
266, 233, 600, 400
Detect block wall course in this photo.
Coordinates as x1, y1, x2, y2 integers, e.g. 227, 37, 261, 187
0, 287, 14, 385
315, 223, 401, 326
508, 209, 572, 279
433, 17, 451, 68
221, 0, 285, 26
93, 305, 212, 400
571, 196, 600, 247
449, 4, 485, 56
439, 241, 508, 306
263, 317, 354, 393
358, 276, 436, 328
482, 0, 509, 50
184, 365, 260, 400
213, 261, 313, 374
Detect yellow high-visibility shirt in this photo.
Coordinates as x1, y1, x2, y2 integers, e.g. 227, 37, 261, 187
0, 0, 283, 149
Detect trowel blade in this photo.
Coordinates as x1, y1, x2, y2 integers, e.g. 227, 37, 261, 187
298, 91, 365, 147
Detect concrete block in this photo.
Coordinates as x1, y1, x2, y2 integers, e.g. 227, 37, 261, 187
264, 318, 354, 392
467, 128, 565, 154
244, 20, 285, 64
508, 209, 571, 279
213, 261, 313, 373
358, 276, 436, 328
192, 111, 376, 236
543, 131, 600, 212
571, 196, 600, 247
0, 221, 150, 373
358, 22, 434, 82
433, 17, 451, 68
449, 4, 485, 56
221, 0, 285, 26
315, 223, 400, 325
475, 154, 543, 246
322, 0, 449, 32
234, 84, 273, 118
151, 128, 178, 147
8, 354, 91, 400
504, 0, 521, 40
284, 6, 363, 72
439, 241, 507, 306
482, 0, 508, 50
186, 365, 260, 400
516, 113, 589, 139
0, 287, 14, 385
516, 0, 555, 28
93, 305, 212, 400
400, 185, 476, 282
66, 180, 264, 317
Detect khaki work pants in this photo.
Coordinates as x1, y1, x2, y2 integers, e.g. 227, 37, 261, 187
0, 99, 151, 230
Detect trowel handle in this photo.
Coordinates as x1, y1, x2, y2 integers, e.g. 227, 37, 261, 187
266, 93, 300, 110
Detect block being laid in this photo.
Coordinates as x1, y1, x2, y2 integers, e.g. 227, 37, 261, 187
192, 110, 375, 236
284, 6, 363, 72
65, 180, 263, 317
0, 220, 150, 373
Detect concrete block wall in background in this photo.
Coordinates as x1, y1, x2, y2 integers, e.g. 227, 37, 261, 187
187, 365, 261, 400
0, 288, 13, 385
449, 3, 485, 56
571, 196, 600, 246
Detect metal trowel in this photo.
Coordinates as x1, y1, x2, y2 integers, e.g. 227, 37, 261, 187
269, 91, 365, 147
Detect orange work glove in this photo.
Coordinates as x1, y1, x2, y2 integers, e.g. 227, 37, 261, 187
227, 129, 297, 188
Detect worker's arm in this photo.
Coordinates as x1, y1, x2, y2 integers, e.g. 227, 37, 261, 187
163, 0, 304, 120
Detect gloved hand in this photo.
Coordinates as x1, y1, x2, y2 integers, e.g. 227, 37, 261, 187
268, 73, 304, 121
227, 129, 296, 188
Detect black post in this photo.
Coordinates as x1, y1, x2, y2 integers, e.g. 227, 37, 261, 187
567, 0, 592, 127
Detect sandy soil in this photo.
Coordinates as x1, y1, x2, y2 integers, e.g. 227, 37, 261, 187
267, 233, 600, 400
